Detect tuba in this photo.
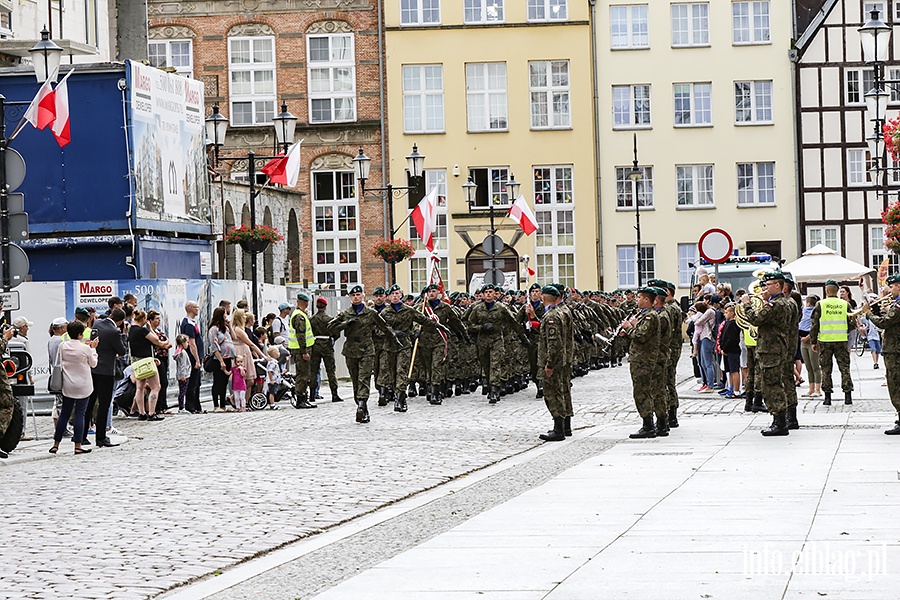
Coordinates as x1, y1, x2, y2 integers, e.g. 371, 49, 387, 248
734, 293, 764, 340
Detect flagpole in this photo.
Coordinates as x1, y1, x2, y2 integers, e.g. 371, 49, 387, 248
408, 296, 427, 379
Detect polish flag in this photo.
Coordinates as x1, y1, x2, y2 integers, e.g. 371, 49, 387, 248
51, 69, 74, 147
23, 74, 57, 130
260, 140, 303, 186
411, 186, 438, 252
508, 195, 538, 236
526, 266, 536, 277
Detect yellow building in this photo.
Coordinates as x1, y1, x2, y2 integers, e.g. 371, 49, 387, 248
596, 0, 798, 292
385, 0, 598, 293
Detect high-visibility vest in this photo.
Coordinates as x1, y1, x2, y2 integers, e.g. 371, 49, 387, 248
743, 327, 756, 347
287, 308, 314, 349
817, 297, 849, 342
62, 326, 91, 343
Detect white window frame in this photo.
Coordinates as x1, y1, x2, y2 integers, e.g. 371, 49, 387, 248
674, 82, 712, 127
676, 164, 715, 208
465, 0, 504, 23
466, 62, 508, 132
865, 2, 887, 20
228, 36, 276, 126
889, 67, 900, 104
307, 33, 356, 124
529, 60, 571, 129
734, 80, 772, 124
678, 243, 699, 288
528, 0, 568, 22
732, 1, 770, 45
617, 245, 656, 288
612, 84, 651, 129
84, 0, 98, 46
534, 165, 575, 287
401, 0, 441, 25
846, 68, 875, 105
468, 166, 511, 209
312, 170, 360, 291
409, 169, 449, 293
736, 162, 776, 206
402, 64, 444, 133
615, 166, 654, 209
807, 226, 840, 253
671, 2, 710, 47
149, 39, 193, 78
610, 4, 650, 49
848, 148, 873, 186
870, 224, 900, 271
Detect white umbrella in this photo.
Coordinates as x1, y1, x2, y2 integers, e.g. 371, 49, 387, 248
782, 244, 875, 283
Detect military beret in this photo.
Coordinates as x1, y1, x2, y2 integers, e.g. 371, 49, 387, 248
373, 286, 386, 295
423, 283, 439, 293
782, 272, 795, 285
637, 286, 659, 297
297, 292, 310, 303
529, 283, 541, 291
316, 296, 328, 306
664, 281, 676, 292
349, 284, 364, 294
887, 274, 900, 285
647, 278, 666, 288
824, 279, 839, 286
75, 306, 91, 317
387, 284, 402, 295
541, 284, 561, 297
449, 291, 460, 300
625, 288, 635, 294
651, 287, 667, 297
761, 270, 786, 282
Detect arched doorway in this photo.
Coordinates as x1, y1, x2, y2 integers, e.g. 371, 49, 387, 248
263, 207, 274, 284
464, 244, 520, 293
223, 201, 236, 279
287, 208, 300, 283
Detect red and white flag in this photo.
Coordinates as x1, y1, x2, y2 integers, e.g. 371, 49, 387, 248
427, 253, 446, 299
51, 69, 74, 147
23, 73, 57, 131
508, 195, 538, 236
526, 266, 536, 277
411, 186, 438, 252
260, 139, 303, 186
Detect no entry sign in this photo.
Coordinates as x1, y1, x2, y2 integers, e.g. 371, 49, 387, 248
698, 228, 733, 264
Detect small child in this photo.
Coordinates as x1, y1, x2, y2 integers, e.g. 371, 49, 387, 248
265, 346, 282, 410
173, 334, 192, 413
232, 355, 248, 412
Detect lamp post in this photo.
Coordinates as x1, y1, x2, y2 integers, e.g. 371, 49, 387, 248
205, 102, 298, 317
627, 133, 644, 287
353, 145, 425, 285
464, 173, 520, 287
28, 26, 63, 84
859, 9, 893, 202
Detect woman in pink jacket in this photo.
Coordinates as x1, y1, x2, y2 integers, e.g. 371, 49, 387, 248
49, 320, 99, 455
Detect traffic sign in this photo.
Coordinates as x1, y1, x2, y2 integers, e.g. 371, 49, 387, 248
698, 228, 733, 264
4, 148, 26, 191
1, 244, 30, 288
0, 290, 20, 311
481, 234, 504, 256
483, 268, 505, 285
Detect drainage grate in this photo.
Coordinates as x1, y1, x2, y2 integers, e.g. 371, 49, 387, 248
633, 451, 694, 456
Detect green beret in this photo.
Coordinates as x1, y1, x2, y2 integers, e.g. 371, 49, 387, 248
824, 279, 839, 287
782, 272, 795, 285
449, 291, 460, 300
373, 286, 386, 295
387, 284, 402, 295
651, 287, 667, 297
529, 283, 541, 291
541, 284, 561, 297
638, 286, 659, 297
348, 284, 364, 294
887, 274, 900, 285
761, 270, 786, 283
423, 283, 439, 293
75, 306, 91, 317
647, 279, 665, 288
297, 292, 310, 302
664, 281, 676, 292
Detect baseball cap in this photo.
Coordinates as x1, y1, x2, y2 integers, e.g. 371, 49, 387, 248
278, 302, 291, 311
51, 317, 68, 327
12, 316, 33, 328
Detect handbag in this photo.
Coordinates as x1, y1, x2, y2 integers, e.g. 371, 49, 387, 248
132, 356, 158, 380
203, 353, 219, 373
48, 346, 63, 393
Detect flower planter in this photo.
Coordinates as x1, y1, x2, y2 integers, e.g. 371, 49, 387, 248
381, 253, 407, 264
239, 239, 271, 254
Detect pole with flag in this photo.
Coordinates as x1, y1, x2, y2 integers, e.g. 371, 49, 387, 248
507, 194, 538, 236
260, 139, 303, 186
411, 186, 438, 252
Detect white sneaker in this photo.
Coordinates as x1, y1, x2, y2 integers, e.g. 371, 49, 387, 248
108, 427, 122, 436
178, 409, 189, 414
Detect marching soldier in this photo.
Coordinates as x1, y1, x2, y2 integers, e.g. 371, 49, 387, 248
537, 284, 573, 442
622, 287, 661, 439
329, 285, 397, 423
650, 285, 672, 436
309, 296, 342, 402
861, 274, 900, 434
810, 279, 854, 406
287, 293, 316, 409
662, 281, 684, 427
518, 283, 546, 397
467, 284, 528, 403
371, 286, 390, 406
782, 274, 802, 429
418, 284, 466, 404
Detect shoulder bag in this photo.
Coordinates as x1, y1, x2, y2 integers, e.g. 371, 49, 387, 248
48, 345, 63, 393
129, 327, 158, 381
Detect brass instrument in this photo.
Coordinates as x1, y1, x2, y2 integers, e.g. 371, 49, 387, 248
734, 293, 764, 340
859, 294, 895, 316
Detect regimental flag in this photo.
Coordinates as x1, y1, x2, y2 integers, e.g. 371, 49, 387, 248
51, 69, 74, 147
526, 266, 536, 277
260, 140, 303, 186
411, 186, 438, 252
427, 252, 446, 299
508, 194, 538, 236
23, 73, 57, 131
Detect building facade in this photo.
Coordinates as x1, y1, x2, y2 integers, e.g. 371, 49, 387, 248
385, 0, 599, 293
0, 0, 111, 66
596, 0, 798, 293
794, 0, 900, 273
149, 0, 388, 290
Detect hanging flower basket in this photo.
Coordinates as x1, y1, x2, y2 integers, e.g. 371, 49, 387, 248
884, 117, 900, 161
372, 239, 415, 264
883, 202, 900, 254
882, 201, 900, 226
225, 225, 283, 254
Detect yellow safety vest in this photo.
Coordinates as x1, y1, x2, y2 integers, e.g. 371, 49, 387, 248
287, 308, 314, 349
817, 297, 849, 342
62, 326, 91, 343
743, 327, 756, 347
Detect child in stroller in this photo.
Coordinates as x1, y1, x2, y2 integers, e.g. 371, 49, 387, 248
248, 348, 297, 410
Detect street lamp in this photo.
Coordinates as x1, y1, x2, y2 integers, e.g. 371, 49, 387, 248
28, 27, 63, 83
859, 8, 896, 200
354, 145, 426, 285
205, 102, 297, 317
628, 134, 644, 287
464, 173, 519, 288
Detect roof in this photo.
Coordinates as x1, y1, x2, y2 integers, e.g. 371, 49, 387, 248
795, 0, 838, 53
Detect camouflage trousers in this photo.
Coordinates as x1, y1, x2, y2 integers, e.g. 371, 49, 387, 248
310, 341, 339, 393
782, 359, 798, 408
759, 361, 787, 415
818, 341, 853, 393
883, 353, 900, 413
654, 355, 669, 408
0, 389, 12, 434
745, 345, 759, 394
476, 334, 505, 385
377, 347, 413, 391
418, 343, 447, 384
667, 344, 682, 409
290, 349, 310, 400
630, 360, 664, 418
543, 367, 567, 419
345, 353, 375, 401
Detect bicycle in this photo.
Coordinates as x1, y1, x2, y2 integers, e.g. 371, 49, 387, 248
853, 332, 869, 357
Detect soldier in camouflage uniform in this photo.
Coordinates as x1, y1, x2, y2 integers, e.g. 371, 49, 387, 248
370, 286, 390, 406
651, 287, 672, 436
742, 271, 794, 436
781, 275, 801, 429
0, 328, 15, 458
861, 273, 900, 434
662, 281, 684, 427
623, 287, 661, 439
418, 284, 468, 404
518, 283, 546, 398
537, 284, 573, 442
309, 297, 342, 402
329, 285, 397, 423
457, 293, 481, 391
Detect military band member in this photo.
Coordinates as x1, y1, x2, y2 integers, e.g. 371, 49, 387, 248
537, 285, 573, 441
309, 296, 342, 402
861, 273, 900, 435
782, 274, 802, 429
622, 287, 661, 439
661, 281, 684, 427
650, 286, 672, 436
810, 279, 854, 406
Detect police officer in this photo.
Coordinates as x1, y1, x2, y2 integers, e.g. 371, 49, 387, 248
537, 284, 573, 441
810, 279, 854, 406
309, 296, 342, 402
623, 287, 661, 439
288, 293, 316, 408
861, 273, 900, 434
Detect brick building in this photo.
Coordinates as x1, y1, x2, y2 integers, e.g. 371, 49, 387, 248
148, 0, 389, 291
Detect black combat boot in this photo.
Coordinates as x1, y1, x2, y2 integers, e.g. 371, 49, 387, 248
394, 390, 407, 412
408, 382, 418, 398
668, 406, 679, 428
377, 386, 387, 407
488, 385, 500, 404
564, 416, 572, 437
425, 384, 434, 404
751, 393, 766, 412
469, 379, 479, 393
629, 415, 657, 439
481, 378, 489, 395
844, 391, 853, 405
385, 388, 395, 407
885, 413, 900, 435
823, 391, 832, 406
744, 394, 753, 412
442, 381, 451, 399
656, 413, 669, 437
536, 382, 544, 399
539, 417, 566, 442
462, 380, 472, 394
308, 390, 319, 408
786, 405, 799, 430
331, 385, 342, 402
355, 400, 370, 423
455, 381, 463, 396
761, 412, 789, 436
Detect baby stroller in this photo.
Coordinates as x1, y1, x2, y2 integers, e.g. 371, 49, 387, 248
248, 359, 297, 410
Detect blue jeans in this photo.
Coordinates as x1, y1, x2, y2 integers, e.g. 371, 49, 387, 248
54, 396, 89, 443
699, 338, 716, 387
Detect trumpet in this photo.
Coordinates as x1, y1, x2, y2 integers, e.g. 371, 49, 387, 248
858, 294, 895, 316
734, 293, 764, 340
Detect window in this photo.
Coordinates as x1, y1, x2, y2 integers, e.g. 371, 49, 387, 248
533, 165, 573, 205
402, 65, 444, 133
671, 3, 709, 47
534, 166, 575, 286
678, 243, 699, 288
312, 170, 359, 290
612, 84, 651, 128
734, 80, 772, 124
846, 69, 875, 104
865, 2, 887, 19
615, 166, 654, 209
401, 0, 440, 25
308, 34, 356, 123
848, 149, 873, 186
149, 39, 193, 78
610, 5, 649, 49
228, 37, 276, 126
674, 82, 712, 126
732, 1, 770, 44
466, 62, 508, 131
889, 68, 900, 103
528, 0, 567, 21
617, 245, 656, 287
409, 170, 449, 291
737, 162, 775, 205
870, 225, 900, 271
468, 167, 510, 208
529, 61, 570, 129
676, 164, 715, 207
465, 0, 504, 23
85, 0, 98, 46
807, 226, 839, 252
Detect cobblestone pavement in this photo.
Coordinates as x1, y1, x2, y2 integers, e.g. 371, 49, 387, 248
1, 350, 893, 599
